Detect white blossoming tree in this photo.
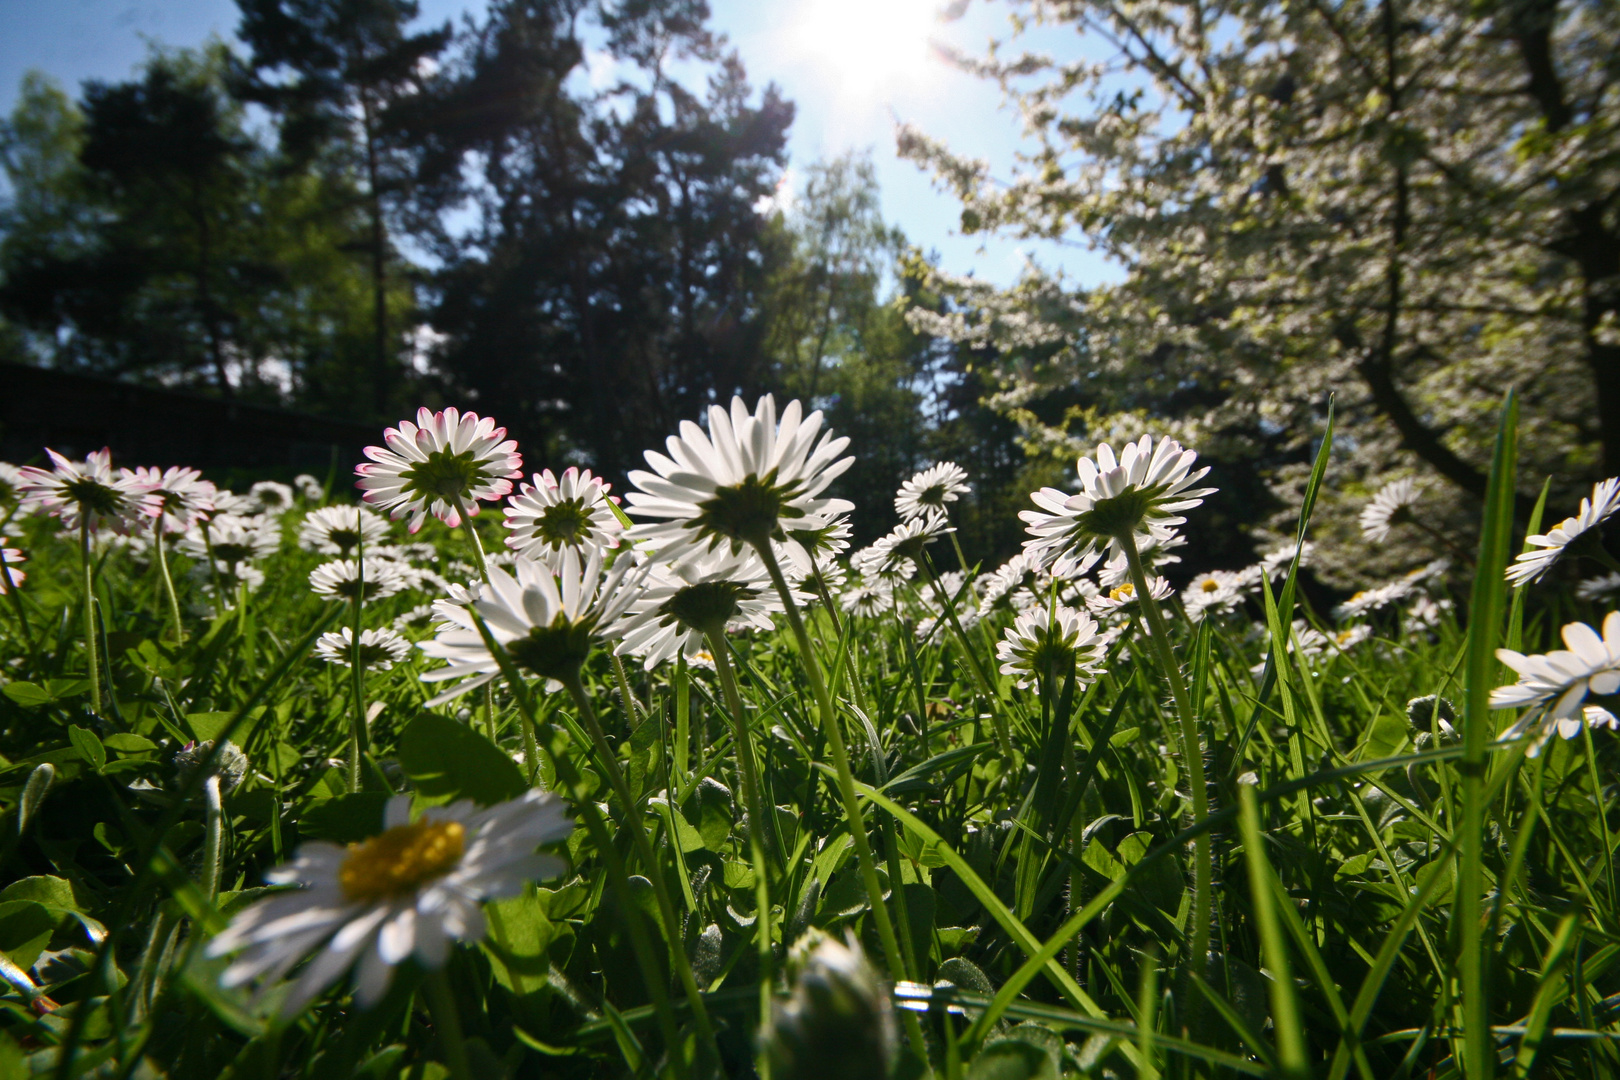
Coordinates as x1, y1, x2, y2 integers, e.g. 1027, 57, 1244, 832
899, 0, 1618, 583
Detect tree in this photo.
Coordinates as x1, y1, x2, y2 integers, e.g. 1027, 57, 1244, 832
236, 0, 451, 414
0, 53, 388, 411
405, 0, 793, 478
901, 0, 1620, 583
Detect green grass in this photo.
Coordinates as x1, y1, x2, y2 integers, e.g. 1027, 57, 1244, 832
0, 410, 1617, 1080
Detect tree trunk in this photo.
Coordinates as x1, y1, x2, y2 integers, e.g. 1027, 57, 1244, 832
361, 91, 390, 417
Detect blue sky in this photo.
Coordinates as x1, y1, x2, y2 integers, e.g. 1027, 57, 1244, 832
0, 0, 1118, 288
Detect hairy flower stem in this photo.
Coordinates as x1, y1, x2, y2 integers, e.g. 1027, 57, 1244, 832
559, 669, 721, 1062
450, 496, 489, 582
153, 528, 184, 644
703, 630, 777, 1054
80, 517, 102, 716
1121, 533, 1212, 973
612, 652, 646, 725
752, 539, 930, 1056
347, 543, 368, 794
200, 776, 224, 899
422, 968, 474, 1080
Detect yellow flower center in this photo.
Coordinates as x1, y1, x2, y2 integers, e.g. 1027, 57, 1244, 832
1199, 579, 1220, 593
1350, 590, 1368, 602
339, 818, 466, 903
1109, 583, 1136, 601
1336, 630, 1356, 645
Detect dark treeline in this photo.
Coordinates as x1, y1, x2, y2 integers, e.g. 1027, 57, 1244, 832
0, 0, 1038, 554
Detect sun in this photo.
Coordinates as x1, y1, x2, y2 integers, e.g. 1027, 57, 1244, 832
793, 0, 944, 100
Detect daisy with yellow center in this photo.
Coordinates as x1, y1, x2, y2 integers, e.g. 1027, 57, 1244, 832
208, 790, 571, 1016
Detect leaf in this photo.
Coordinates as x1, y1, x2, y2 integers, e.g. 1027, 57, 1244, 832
687, 777, 733, 850
67, 725, 105, 773
186, 708, 265, 744
103, 733, 157, 755
968, 1038, 1058, 1080
0, 876, 81, 912
0, 901, 58, 970
397, 712, 527, 807
483, 892, 557, 995
300, 793, 390, 843
1, 683, 51, 708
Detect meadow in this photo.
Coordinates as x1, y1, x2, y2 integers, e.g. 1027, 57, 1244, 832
0, 392, 1614, 1080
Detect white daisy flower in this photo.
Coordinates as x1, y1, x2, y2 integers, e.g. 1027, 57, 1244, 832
182, 514, 281, 567
1578, 573, 1620, 601
1492, 613, 1620, 753
616, 548, 796, 670
1404, 557, 1452, 585
1330, 624, 1372, 652
1085, 576, 1172, 615
0, 462, 22, 509
314, 627, 414, 670
299, 506, 391, 556
250, 481, 297, 516
1407, 596, 1454, 630
1021, 435, 1214, 578
778, 542, 847, 599
207, 790, 571, 1016
309, 559, 407, 603
978, 553, 1035, 613
1183, 571, 1241, 619
419, 547, 644, 702
894, 462, 970, 521
995, 604, 1108, 689
212, 491, 261, 516
188, 559, 266, 600
1333, 578, 1414, 620
504, 467, 623, 566
17, 448, 160, 532
624, 395, 854, 563
121, 466, 216, 534
1359, 478, 1421, 543
294, 474, 325, 501
0, 539, 25, 594
392, 603, 443, 633
783, 515, 853, 565
850, 543, 916, 584
356, 408, 523, 533
1507, 478, 1620, 587
1260, 541, 1315, 580
840, 579, 893, 618
871, 512, 954, 574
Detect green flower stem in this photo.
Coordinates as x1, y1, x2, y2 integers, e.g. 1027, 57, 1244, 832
559, 669, 722, 1063
948, 528, 973, 578
347, 543, 368, 794
80, 517, 102, 716
153, 527, 184, 644
1120, 532, 1212, 974
450, 496, 490, 582
422, 967, 474, 1080
467, 615, 701, 1079
612, 651, 647, 725
752, 542, 926, 1034
920, 554, 1012, 758
703, 629, 777, 1053
807, 552, 867, 715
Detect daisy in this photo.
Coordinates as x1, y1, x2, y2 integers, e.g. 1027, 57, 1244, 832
615, 548, 793, 670
624, 395, 854, 563
0, 462, 21, 509
207, 790, 571, 1016
212, 491, 261, 516
894, 462, 971, 521
995, 604, 1108, 689
1183, 571, 1241, 619
356, 408, 523, 533
504, 467, 623, 566
294, 474, 325, 501
1260, 541, 1315, 580
1359, 478, 1421, 543
1492, 613, 1620, 753
419, 547, 644, 702
1507, 478, 1620, 587
299, 505, 390, 557
783, 515, 853, 564
392, 603, 442, 634
1330, 624, 1373, 652
1021, 435, 1214, 580
840, 579, 893, 618
871, 512, 954, 573
850, 544, 916, 584
1578, 573, 1620, 601
1407, 595, 1454, 630
309, 559, 407, 603
1333, 578, 1414, 620
17, 448, 159, 532
251, 481, 297, 516
0, 539, 24, 594
121, 466, 216, 534
1086, 576, 1173, 615
778, 542, 847, 599
314, 628, 413, 670
182, 515, 281, 567
979, 554, 1036, 613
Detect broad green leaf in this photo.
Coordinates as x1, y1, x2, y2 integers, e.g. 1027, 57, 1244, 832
398, 712, 527, 807
67, 725, 104, 773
